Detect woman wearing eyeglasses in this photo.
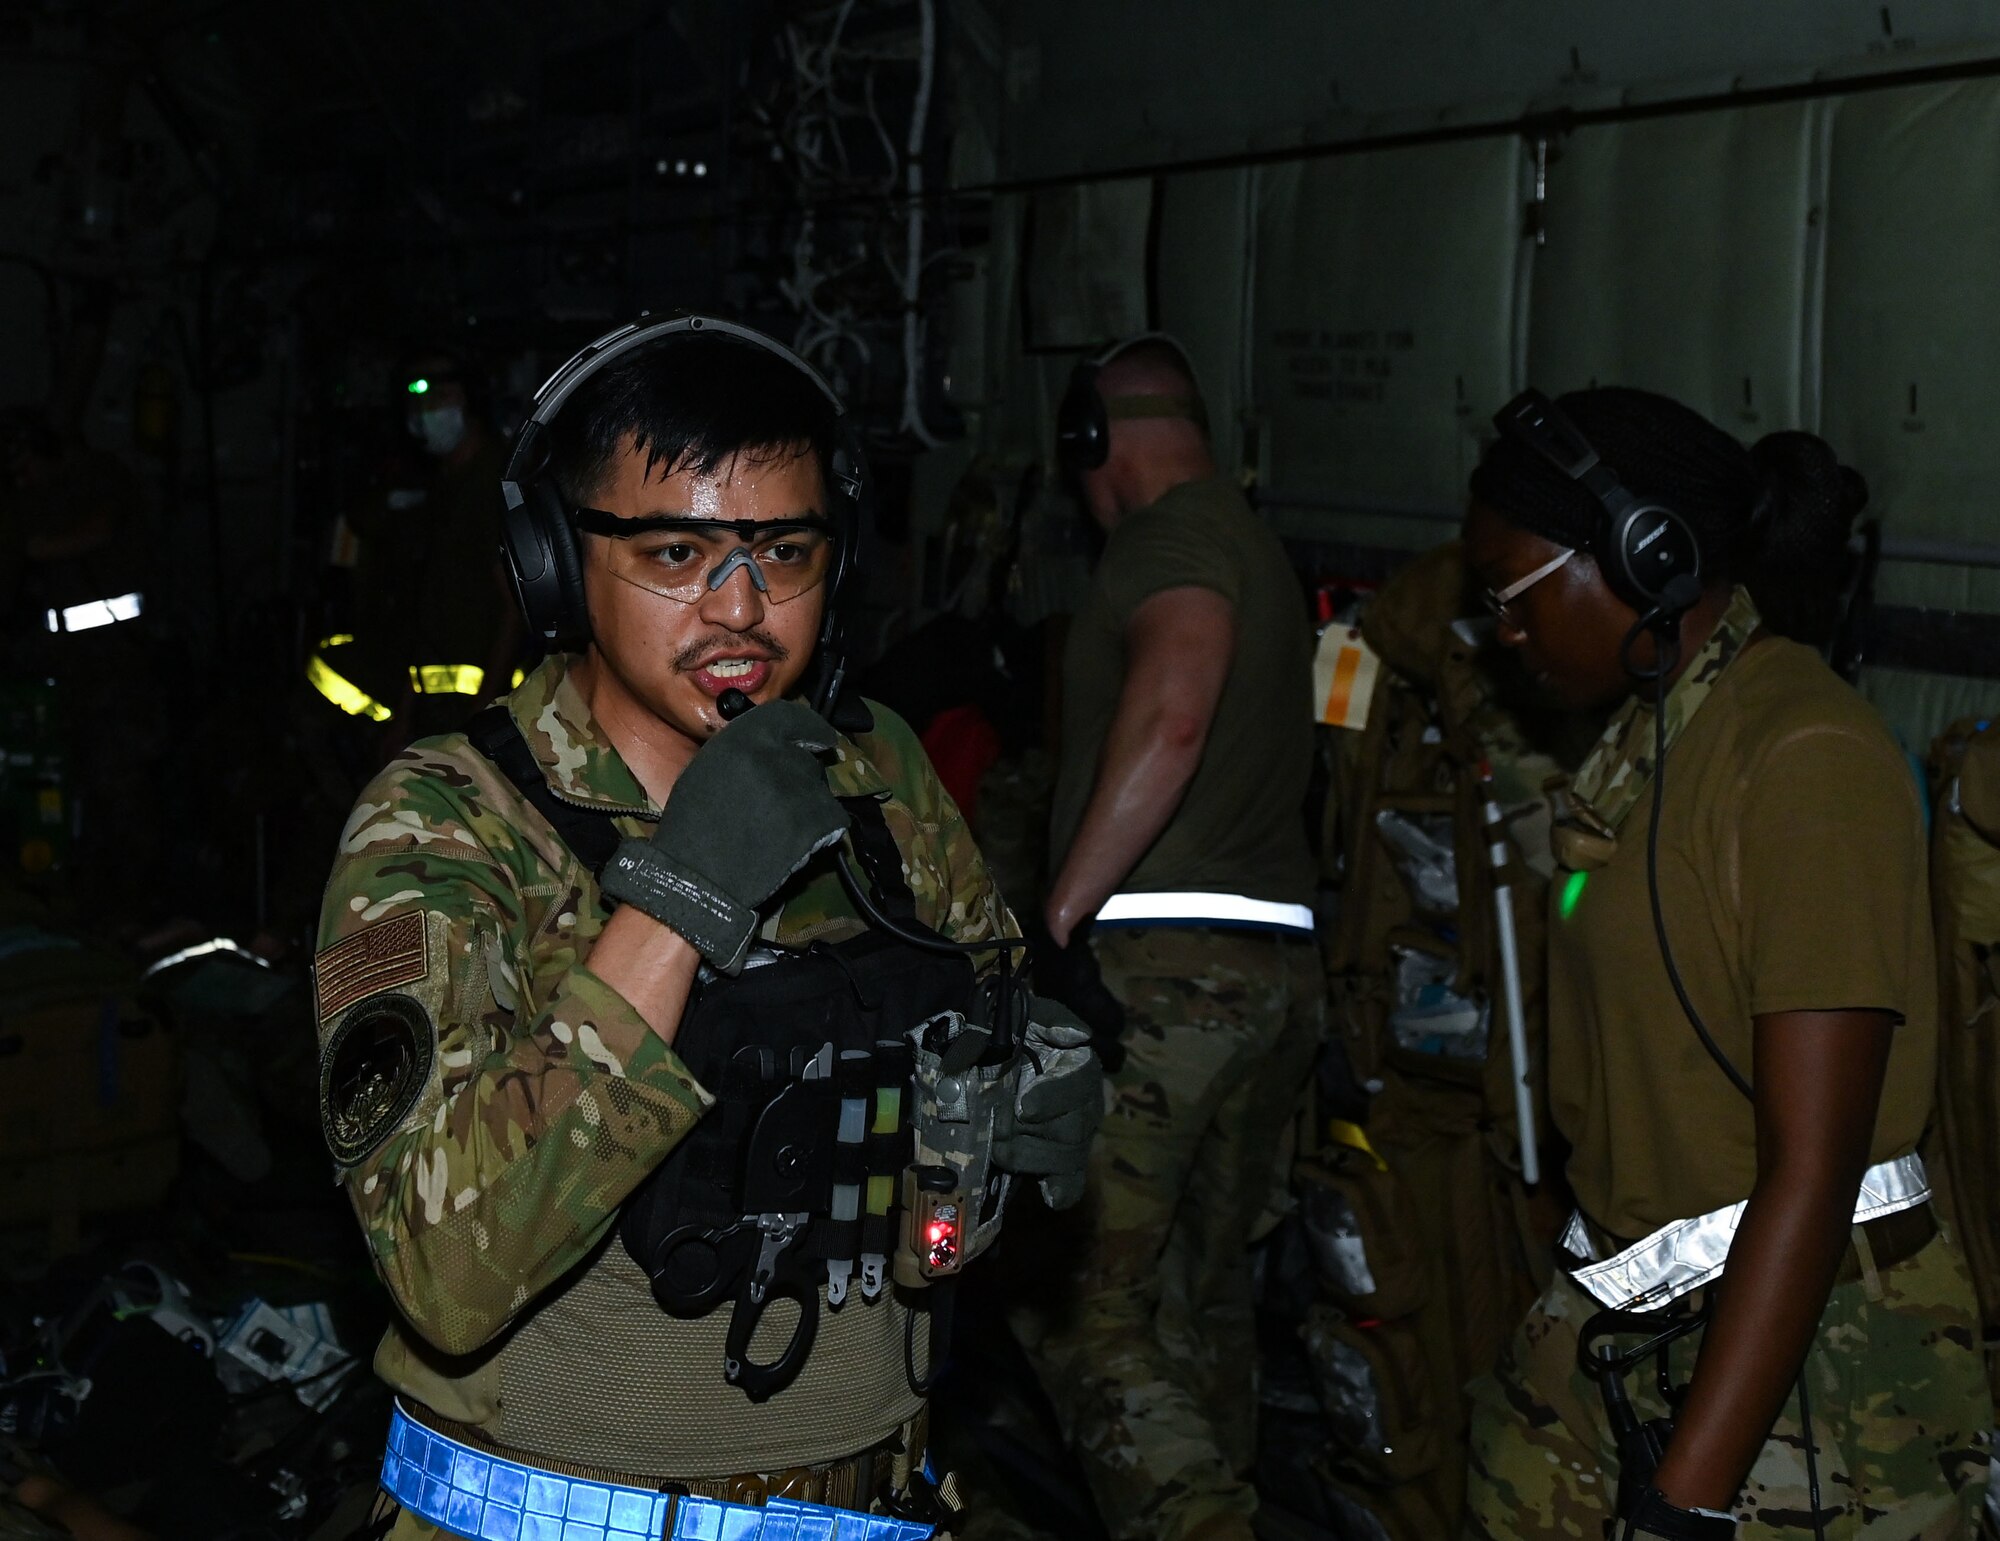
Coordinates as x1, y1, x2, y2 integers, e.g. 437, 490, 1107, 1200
1458, 386, 1989, 1541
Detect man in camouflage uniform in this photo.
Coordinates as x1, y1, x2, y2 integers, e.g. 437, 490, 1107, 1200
1025, 337, 1324, 1541
315, 322, 1098, 1540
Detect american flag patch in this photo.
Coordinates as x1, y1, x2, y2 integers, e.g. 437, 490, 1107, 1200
314, 912, 428, 1022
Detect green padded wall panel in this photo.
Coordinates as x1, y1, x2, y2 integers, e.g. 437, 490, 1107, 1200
1250, 137, 1526, 539
1022, 178, 1154, 351
1822, 77, 2000, 617
1156, 168, 1255, 477
1860, 667, 2000, 753
1525, 102, 1822, 436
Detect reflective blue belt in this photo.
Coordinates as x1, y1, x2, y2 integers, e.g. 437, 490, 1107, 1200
382, 1401, 936, 1541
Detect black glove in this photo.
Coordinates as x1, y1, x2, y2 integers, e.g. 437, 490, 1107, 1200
1026, 918, 1127, 1074
599, 700, 850, 972
1621, 1487, 1737, 1541
992, 997, 1105, 1209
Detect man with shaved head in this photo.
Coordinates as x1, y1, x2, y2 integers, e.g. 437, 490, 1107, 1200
1030, 335, 1323, 1541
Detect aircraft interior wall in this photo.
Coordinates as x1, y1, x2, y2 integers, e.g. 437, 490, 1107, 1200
954, 21, 2000, 750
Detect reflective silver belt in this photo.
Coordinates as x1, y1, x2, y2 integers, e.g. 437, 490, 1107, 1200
1562, 1151, 1931, 1311
1094, 890, 1316, 935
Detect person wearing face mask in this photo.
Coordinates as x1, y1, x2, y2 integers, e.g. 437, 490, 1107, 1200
313, 319, 1101, 1541
1458, 386, 1990, 1541
318, 352, 521, 745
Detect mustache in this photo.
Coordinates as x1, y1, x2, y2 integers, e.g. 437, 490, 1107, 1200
673, 630, 790, 671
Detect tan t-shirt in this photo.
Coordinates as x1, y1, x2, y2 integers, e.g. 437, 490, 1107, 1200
1550, 637, 1938, 1240
1050, 477, 1315, 905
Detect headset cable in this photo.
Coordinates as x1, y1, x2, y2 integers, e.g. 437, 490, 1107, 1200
1633, 613, 1826, 1541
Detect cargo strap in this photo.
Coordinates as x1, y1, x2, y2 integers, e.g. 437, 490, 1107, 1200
1562, 1151, 1932, 1310
381, 1401, 937, 1541
410, 663, 489, 695
836, 794, 923, 926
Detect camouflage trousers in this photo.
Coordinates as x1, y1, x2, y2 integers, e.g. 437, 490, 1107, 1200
1464, 1230, 1993, 1541
1022, 926, 1325, 1541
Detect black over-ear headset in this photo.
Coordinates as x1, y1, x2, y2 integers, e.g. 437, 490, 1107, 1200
1492, 388, 1703, 622
1499, 390, 1839, 1541
1055, 332, 1210, 473
500, 314, 869, 715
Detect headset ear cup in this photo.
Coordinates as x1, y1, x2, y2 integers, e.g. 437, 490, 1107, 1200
538, 478, 591, 644
1056, 363, 1109, 472
499, 471, 588, 647
1601, 503, 1701, 614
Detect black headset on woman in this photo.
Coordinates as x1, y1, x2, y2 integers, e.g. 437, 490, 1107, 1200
1492, 388, 1829, 1541
1493, 388, 1705, 627
498, 313, 871, 716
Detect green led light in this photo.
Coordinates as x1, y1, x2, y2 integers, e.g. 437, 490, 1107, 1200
1559, 870, 1589, 920
407, 377, 430, 395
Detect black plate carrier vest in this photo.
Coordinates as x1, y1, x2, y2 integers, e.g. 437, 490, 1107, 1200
467, 704, 979, 1401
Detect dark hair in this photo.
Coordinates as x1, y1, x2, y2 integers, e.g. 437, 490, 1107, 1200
546, 331, 837, 509
1469, 386, 1868, 646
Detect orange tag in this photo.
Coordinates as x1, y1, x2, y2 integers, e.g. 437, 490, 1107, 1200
1312, 627, 1380, 730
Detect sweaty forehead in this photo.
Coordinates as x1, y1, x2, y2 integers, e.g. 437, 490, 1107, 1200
603, 436, 827, 521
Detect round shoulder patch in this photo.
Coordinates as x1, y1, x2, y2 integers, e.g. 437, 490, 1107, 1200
319, 992, 436, 1166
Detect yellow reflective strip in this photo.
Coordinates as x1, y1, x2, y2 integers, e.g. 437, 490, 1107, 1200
1327, 1118, 1388, 1171
307, 653, 393, 722
319, 633, 355, 649
408, 664, 485, 695
510, 667, 526, 689
873, 1087, 901, 1135
866, 1174, 896, 1216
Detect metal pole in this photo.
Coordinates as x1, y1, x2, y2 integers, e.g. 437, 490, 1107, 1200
1479, 761, 1539, 1186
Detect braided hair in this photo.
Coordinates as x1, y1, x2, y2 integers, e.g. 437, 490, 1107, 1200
1469, 386, 1867, 647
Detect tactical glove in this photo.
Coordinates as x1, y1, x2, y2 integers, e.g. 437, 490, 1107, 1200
1620, 1487, 1737, 1541
993, 997, 1105, 1210
599, 700, 850, 972
1026, 919, 1128, 1073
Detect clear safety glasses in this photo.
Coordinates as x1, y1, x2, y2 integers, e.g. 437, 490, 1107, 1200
1483, 548, 1575, 625
570, 509, 837, 605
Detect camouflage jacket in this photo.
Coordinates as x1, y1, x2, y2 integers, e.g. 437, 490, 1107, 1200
1556, 586, 1761, 861
314, 655, 1014, 1472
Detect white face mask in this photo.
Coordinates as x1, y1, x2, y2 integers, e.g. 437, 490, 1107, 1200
412, 404, 467, 457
